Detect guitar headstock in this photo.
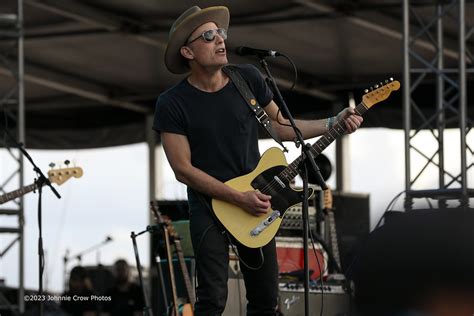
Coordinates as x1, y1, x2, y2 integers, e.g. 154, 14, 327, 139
47, 162, 83, 185
323, 187, 333, 210
165, 220, 179, 239
150, 201, 163, 224
362, 78, 400, 109
149, 201, 179, 239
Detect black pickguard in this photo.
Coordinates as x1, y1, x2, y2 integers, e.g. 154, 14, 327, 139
250, 165, 313, 217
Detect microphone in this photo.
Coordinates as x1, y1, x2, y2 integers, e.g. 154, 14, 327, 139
235, 46, 281, 58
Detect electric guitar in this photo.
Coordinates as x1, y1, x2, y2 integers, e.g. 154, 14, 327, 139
0, 164, 83, 205
323, 187, 342, 272
212, 79, 400, 248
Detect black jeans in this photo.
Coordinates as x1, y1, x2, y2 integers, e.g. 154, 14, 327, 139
188, 188, 279, 316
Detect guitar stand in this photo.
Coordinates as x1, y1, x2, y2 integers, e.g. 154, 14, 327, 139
145, 221, 180, 316
131, 228, 155, 316
149, 225, 171, 313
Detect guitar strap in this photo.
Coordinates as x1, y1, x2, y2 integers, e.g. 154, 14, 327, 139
222, 65, 286, 151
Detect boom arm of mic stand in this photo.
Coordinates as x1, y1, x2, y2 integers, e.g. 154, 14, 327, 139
69, 237, 113, 262
3, 127, 61, 199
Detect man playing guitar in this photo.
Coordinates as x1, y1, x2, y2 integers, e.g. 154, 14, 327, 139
153, 5, 362, 315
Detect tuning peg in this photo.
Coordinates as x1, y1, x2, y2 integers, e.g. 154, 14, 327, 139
370, 86, 374, 91
385, 79, 389, 84
374, 84, 379, 88
390, 77, 394, 81
64, 160, 70, 166
364, 89, 369, 93
49, 162, 56, 168
380, 82, 383, 86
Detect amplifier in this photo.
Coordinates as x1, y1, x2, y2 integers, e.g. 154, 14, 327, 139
279, 282, 347, 294
276, 236, 327, 280
279, 206, 317, 231
278, 283, 353, 316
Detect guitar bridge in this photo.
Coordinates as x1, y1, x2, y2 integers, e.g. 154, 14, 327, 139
250, 210, 281, 237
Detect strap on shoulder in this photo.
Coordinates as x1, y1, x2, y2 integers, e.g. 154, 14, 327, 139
223, 65, 286, 151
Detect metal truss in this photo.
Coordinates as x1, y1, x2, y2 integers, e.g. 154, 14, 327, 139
0, 0, 25, 314
403, 0, 474, 209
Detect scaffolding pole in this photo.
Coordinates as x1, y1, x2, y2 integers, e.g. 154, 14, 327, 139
403, 0, 474, 210
0, 0, 25, 314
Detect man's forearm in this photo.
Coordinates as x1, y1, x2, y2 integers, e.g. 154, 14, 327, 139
174, 165, 243, 205
274, 117, 329, 141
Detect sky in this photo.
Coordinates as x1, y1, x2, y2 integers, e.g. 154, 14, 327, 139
0, 127, 472, 294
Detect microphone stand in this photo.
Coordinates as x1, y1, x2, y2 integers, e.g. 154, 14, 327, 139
4, 128, 61, 316
131, 228, 155, 316
68, 236, 113, 263
63, 236, 113, 291
257, 56, 327, 316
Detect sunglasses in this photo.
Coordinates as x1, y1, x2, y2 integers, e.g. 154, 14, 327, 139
187, 28, 227, 44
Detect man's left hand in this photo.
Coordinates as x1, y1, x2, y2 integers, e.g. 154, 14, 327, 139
336, 107, 363, 134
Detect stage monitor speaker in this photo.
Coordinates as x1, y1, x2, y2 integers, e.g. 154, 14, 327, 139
331, 191, 370, 273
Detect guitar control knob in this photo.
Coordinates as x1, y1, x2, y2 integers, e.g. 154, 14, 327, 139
64, 160, 70, 166
49, 162, 56, 168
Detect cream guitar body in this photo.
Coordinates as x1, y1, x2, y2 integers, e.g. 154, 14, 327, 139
212, 147, 314, 248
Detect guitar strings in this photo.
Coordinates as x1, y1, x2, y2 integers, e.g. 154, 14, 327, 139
259, 107, 365, 195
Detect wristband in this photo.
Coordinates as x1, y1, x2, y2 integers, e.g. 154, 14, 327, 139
326, 116, 336, 130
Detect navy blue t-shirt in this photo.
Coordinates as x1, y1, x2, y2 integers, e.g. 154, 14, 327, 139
153, 64, 273, 182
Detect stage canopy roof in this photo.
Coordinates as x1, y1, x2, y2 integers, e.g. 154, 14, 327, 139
1, 0, 473, 149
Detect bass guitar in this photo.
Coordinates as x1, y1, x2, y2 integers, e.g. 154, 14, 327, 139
212, 79, 400, 248
0, 164, 83, 205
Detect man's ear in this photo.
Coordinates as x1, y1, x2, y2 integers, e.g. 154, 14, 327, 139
180, 46, 194, 61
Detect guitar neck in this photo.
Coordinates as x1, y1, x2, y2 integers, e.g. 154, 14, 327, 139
0, 183, 38, 205
327, 211, 342, 269
174, 240, 196, 307
163, 228, 179, 316
280, 102, 369, 183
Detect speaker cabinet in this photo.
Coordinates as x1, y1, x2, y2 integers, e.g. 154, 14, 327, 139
331, 191, 370, 272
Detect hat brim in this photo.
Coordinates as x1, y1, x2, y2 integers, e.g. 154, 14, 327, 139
165, 6, 230, 74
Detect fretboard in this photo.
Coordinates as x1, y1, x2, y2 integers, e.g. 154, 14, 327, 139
279, 102, 369, 182
327, 211, 341, 268
0, 183, 38, 205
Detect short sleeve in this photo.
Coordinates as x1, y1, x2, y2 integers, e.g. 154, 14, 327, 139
153, 93, 187, 135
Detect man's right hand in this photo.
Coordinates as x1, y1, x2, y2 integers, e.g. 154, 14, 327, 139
239, 190, 272, 216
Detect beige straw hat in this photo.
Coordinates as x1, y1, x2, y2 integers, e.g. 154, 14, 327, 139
164, 6, 230, 74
